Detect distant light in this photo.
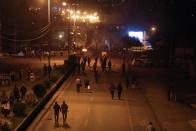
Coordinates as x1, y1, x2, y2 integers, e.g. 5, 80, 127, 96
82, 48, 87, 52
61, 10, 65, 14
62, 2, 67, 6
128, 31, 144, 42
76, 10, 80, 14
151, 26, 156, 32
59, 34, 63, 39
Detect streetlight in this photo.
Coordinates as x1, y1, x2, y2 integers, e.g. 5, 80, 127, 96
62, 2, 67, 6
151, 26, 156, 32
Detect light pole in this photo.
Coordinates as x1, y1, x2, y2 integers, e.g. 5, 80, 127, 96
0, 13, 2, 54
48, 0, 51, 79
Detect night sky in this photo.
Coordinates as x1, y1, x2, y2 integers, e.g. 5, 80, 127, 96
0, 0, 196, 42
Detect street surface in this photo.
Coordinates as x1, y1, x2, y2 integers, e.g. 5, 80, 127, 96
27, 58, 196, 131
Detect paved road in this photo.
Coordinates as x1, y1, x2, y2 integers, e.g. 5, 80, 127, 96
27, 58, 196, 131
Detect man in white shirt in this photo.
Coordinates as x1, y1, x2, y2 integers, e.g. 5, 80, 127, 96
76, 77, 81, 92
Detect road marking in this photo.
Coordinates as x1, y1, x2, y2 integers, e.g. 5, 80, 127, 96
90, 97, 94, 101
124, 92, 134, 131
87, 107, 90, 113
84, 119, 88, 127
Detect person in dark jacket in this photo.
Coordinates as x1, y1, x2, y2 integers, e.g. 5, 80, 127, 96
117, 82, 123, 100
53, 101, 61, 124
108, 59, 112, 72
87, 57, 91, 67
20, 83, 27, 99
61, 101, 68, 123
13, 85, 20, 101
109, 83, 115, 99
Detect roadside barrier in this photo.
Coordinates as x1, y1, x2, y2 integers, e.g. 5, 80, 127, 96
15, 65, 74, 131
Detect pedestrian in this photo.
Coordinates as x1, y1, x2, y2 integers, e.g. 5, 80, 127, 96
108, 59, 112, 72
0, 90, 8, 104
61, 101, 68, 123
168, 86, 176, 101
76, 77, 82, 93
117, 82, 123, 100
95, 57, 98, 63
53, 63, 57, 70
48, 65, 52, 73
94, 71, 99, 83
126, 75, 130, 89
1, 102, 10, 117
122, 62, 125, 73
43, 64, 47, 75
9, 92, 15, 109
109, 83, 115, 99
87, 57, 91, 67
83, 56, 87, 66
84, 78, 90, 88
53, 101, 61, 125
146, 122, 156, 131
81, 61, 86, 74
13, 85, 20, 101
20, 83, 27, 100
78, 62, 81, 75
93, 62, 97, 73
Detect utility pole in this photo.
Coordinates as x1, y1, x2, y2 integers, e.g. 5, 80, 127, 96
48, 0, 51, 79
0, 13, 2, 55
67, 4, 71, 59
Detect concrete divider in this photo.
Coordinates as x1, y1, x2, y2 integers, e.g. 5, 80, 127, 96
15, 65, 74, 131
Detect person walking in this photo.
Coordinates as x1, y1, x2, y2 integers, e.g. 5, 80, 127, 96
53, 101, 61, 125
146, 122, 156, 131
84, 78, 90, 88
108, 59, 112, 72
93, 62, 97, 73
13, 85, 20, 101
81, 61, 86, 74
109, 83, 115, 99
87, 57, 91, 67
94, 71, 99, 83
126, 75, 130, 89
61, 101, 68, 123
20, 83, 27, 100
43, 64, 47, 75
0, 90, 8, 104
9, 92, 15, 110
117, 82, 123, 100
122, 62, 126, 73
76, 77, 82, 93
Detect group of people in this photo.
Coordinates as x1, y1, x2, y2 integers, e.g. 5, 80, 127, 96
43, 63, 56, 76
53, 101, 68, 126
109, 82, 123, 100
0, 83, 27, 117
100, 55, 112, 72
75, 77, 90, 93
78, 56, 91, 74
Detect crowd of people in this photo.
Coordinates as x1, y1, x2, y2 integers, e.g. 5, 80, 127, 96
0, 83, 27, 117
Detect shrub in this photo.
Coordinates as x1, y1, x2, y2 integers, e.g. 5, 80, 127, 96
50, 73, 59, 83
25, 93, 38, 106
13, 102, 27, 117
0, 120, 12, 131
44, 80, 52, 89
33, 84, 47, 98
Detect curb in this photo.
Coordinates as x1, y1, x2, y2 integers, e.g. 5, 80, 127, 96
14, 66, 74, 131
